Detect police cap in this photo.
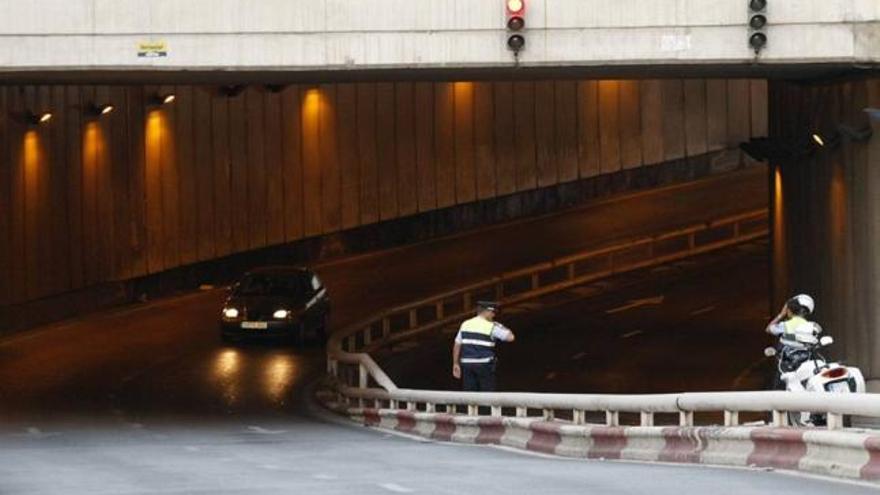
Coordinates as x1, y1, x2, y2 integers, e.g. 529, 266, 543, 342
477, 301, 499, 313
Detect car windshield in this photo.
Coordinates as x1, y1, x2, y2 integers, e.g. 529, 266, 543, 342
235, 273, 307, 298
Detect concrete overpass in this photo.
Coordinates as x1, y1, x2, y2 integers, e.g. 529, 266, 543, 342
1, 3, 880, 491
0, 0, 878, 79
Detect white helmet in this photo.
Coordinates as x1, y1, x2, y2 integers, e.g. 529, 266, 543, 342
790, 294, 815, 315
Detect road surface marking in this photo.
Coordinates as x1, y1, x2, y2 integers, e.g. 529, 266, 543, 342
571, 352, 587, 361
690, 305, 716, 316
20, 427, 60, 439
246, 426, 287, 435
379, 483, 414, 493
184, 446, 200, 452
313, 473, 338, 481
621, 330, 643, 339
606, 295, 665, 314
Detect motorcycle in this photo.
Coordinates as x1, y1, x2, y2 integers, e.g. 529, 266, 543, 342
764, 325, 866, 427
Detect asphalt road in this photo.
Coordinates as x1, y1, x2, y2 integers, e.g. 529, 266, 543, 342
0, 166, 769, 423
377, 240, 775, 396
3, 167, 870, 494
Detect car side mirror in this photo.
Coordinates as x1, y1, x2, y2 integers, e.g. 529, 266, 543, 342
764, 346, 777, 357
819, 336, 834, 346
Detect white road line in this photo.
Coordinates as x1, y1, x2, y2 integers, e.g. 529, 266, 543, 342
620, 330, 643, 339
605, 295, 665, 314
690, 305, 716, 316
313, 473, 339, 481
246, 426, 287, 435
379, 483, 414, 493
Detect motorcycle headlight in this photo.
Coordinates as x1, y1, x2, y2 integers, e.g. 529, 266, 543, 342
222, 307, 240, 319
273, 309, 290, 319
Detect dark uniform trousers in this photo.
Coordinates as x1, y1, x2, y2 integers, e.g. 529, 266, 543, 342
462, 362, 496, 392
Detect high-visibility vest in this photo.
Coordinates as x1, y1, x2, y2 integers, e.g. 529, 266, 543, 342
780, 316, 808, 347
459, 316, 496, 364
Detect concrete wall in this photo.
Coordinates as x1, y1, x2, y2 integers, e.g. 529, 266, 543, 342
771, 77, 880, 391
0, 0, 877, 72
0, 78, 767, 311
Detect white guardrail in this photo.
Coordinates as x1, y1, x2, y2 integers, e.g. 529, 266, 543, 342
325, 209, 880, 431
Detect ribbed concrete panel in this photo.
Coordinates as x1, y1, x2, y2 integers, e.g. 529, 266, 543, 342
0, 0, 876, 71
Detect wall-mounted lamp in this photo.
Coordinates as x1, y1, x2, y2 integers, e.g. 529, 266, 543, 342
88, 103, 115, 117
26, 111, 53, 125
149, 93, 176, 106
809, 129, 841, 150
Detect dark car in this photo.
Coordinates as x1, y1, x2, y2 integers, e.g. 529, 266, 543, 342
220, 266, 329, 343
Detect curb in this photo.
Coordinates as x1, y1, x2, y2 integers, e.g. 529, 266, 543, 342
323, 399, 880, 484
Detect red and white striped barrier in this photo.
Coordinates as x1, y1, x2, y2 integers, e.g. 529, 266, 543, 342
335, 404, 880, 483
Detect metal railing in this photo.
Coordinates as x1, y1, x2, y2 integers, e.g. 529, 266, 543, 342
325, 208, 880, 431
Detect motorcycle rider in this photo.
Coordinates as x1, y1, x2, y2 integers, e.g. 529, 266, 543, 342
765, 293, 818, 386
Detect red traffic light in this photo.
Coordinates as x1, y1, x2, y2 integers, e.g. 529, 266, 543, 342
506, 0, 524, 15
505, 0, 525, 54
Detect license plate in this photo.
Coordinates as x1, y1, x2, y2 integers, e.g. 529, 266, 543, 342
241, 321, 268, 330
828, 381, 850, 393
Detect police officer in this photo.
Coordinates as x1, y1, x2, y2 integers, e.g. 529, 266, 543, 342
765, 293, 815, 348
452, 301, 515, 392
765, 293, 817, 387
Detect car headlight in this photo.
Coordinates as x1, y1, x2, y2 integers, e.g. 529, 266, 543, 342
222, 307, 240, 319
273, 309, 290, 319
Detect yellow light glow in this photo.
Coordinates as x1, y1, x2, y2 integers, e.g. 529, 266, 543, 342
216, 349, 239, 376
453, 82, 474, 106
145, 110, 165, 193
303, 88, 321, 119
772, 165, 787, 303
23, 130, 40, 186
812, 133, 825, 147
83, 121, 106, 179
830, 162, 847, 242
213, 349, 241, 406
265, 354, 295, 402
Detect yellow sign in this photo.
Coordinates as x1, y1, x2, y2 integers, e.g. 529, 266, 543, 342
137, 41, 168, 58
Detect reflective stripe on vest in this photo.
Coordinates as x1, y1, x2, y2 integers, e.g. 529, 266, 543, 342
459, 316, 496, 364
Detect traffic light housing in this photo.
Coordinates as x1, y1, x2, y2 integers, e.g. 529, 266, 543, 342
748, 0, 767, 54
506, 0, 525, 54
